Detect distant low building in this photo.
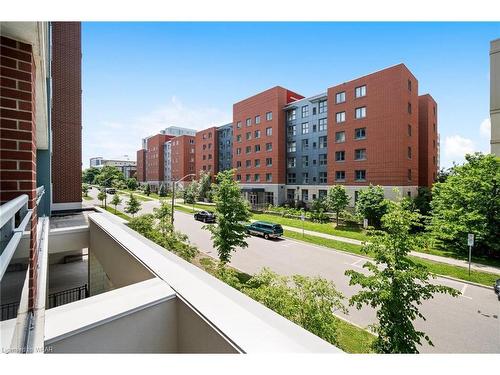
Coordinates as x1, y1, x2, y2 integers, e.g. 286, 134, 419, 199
89, 157, 137, 179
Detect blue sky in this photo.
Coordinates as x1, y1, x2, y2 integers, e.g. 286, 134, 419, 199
82, 22, 499, 168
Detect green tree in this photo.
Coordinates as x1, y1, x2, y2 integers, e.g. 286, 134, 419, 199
429, 153, 500, 258
310, 198, 329, 223
124, 193, 141, 217
345, 202, 459, 353
244, 268, 347, 346
110, 194, 122, 214
125, 177, 138, 191
325, 185, 350, 226
198, 170, 213, 201
95, 166, 124, 187
183, 180, 200, 205
413, 187, 432, 217
144, 183, 151, 196
204, 169, 251, 264
82, 183, 89, 197
158, 183, 167, 197
82, 167, 101, 184
153, 200, 173, 235
97, 190, 107, 207
356, 185, 389, 228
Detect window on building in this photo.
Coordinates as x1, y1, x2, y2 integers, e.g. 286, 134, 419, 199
246, 118, 252, 126
408, 102, 412, 114
266, 173, 272, 182
302, 105, 309, 118
355, 170, 366, 181
302, 189, 309, 201
301, 122, 309, 134
302, 139, 309, 150
336, 91, 346, 104
255, 115, 261, 124
316, 118, 326, 132
288, 141, 296, 152
254, 174, 260, 182
266, 157, 272, 166
287, 157, 296, 168
408, 169, 412, 181
287, 109, 297, 121
319, 136, 327, 149
302, 155, 309, 167
312, 107, 317, 115
246, 132, 251, 140
236, 160, 242, 168
336, 112, 346, 123
355, 148, 367, 160
254, 144, 261, 152
355, 85, 366, 98
266, 127, 272, 136
245, 146, 251, 154
408, 146, 412, 159
236, 121, 241, 129
312, 124, 317, 132
355, 107, 366, 119
255, 159, 260, 167
236, 148, 241, 155
202, 144, 206, 150
319, 153, 327, 166
433, 155, 436, 165
208, 154, 213, 160
319, 172, 327, 184
319, 100, 327, 114
208, 143, 212, 149
266, 111, 273, 121
266, 142, 273, 151
335, 151, 345, 162
237, 134, 242, 142
433, 123, 436, 132
335, 132, 345, 143
312, 141, 317, 149
354, 127, 366, 139
408, 79, 412, 91
302, 173, 309, 184
318, 190, 327, 199
255, 130, 261, 139
245, 160, 251, 168
236, 174, 241, 181
408, 124, 412, 136
246, 174, 251, 182
287, 173, 296, 184
335, 170, 345, 181
288, 125, 296, 136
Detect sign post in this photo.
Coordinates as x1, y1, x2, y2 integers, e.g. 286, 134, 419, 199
301, 212, 305, 238
467, 233, 474, 276
363, 218, 368, 229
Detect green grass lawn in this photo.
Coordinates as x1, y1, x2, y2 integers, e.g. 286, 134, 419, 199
253, 213, 369, 242
82, 195, 93, 201
100, 205, 132, 221
117, 190, 154, 202
174, 205, 196, 214
284, 230, 498, 287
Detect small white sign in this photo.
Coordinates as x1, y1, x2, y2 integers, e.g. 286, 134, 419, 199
301, 213, 305, 221
363, 218, 368, 229
467, 233, 474, 247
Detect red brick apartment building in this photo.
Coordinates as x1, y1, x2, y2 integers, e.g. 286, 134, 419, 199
195, 126, 218, 178
418, 94, 439, 187
145, 133, 174, 185
232, 86, 304, 205
171, 135, 196, 185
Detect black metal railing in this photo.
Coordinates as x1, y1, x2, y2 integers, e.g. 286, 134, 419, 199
48, 284, 88, 309
1, 301, 20, 321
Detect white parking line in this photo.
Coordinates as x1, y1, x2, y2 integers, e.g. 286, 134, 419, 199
461, 284, 467, 295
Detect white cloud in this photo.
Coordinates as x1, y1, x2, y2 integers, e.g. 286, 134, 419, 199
83, 97, 231, 167
442, 135, 475, 167
479, 118, 491, 138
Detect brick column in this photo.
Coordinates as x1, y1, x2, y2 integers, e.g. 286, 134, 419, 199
0, 36, 38, 309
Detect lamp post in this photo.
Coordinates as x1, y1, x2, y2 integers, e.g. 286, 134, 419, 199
171, 173, 196, 228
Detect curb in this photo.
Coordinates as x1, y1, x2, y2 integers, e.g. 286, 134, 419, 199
434, 274, 494, 290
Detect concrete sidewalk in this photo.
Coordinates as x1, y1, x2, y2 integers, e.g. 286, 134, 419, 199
175, 202, 500, 276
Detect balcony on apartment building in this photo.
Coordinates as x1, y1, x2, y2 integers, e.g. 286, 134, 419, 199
1, 197, 340, 353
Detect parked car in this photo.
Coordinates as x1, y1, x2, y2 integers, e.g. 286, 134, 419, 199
245, 221, 283, 240
194, 210, 216, 223
494, 279, 500, 301
105, 188, 116, 194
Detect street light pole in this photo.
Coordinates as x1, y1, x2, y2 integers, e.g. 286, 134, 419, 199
170, 173, 196, 229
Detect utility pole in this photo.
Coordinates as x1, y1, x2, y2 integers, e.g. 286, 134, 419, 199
467, 233, 474, 276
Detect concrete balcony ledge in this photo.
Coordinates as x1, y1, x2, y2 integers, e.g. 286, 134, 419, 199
84, 211, 340, 353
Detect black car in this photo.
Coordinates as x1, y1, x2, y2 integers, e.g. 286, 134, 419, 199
494, 279, 500, 301
194, 210, 216, 223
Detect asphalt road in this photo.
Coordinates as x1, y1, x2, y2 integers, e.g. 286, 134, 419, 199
86, 188, 500, 353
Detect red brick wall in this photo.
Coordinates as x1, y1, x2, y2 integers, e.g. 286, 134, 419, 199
51, 22, 82, 205
233, 86, 303, 184
136, 149, 146, 182
326, 64, 419, 187
145, 133, 173, 182
171, 135, 195, 182
418, 94, 438, 187
0, 35, 38, 309
195, 126, 218, 179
